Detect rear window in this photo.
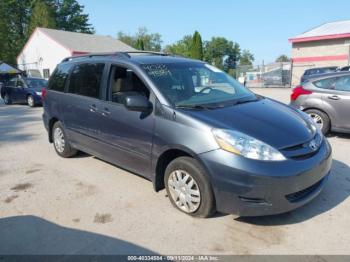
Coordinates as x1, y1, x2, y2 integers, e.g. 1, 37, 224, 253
68, 63, 105, 99
305, 67, 337, 76
48, 63, 72, 92
26, 79, 47, 88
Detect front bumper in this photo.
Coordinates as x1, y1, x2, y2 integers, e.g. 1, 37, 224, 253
199, 139, 332, 216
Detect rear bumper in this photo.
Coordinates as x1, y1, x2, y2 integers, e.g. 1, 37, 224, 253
199, 139, 332, 216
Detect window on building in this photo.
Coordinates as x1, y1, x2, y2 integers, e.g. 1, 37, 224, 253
48, 63, 72, 92
68, 63, 105, 99
43, 69, 50, 79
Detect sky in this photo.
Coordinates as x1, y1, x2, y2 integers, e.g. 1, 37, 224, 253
79, 0, 350, 64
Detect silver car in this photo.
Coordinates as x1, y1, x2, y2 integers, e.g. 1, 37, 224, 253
290, 72, 350, 134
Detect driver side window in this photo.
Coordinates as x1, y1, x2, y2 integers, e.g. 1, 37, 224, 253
16, 80, 24, 88
109, 65, 150, 104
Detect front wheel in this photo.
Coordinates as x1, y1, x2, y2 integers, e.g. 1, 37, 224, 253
52, 121, 78, 158
164, 157, 216, 218
305, 109, 330, 135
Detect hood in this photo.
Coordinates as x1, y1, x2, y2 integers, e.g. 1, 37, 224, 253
182, 98, 314, 149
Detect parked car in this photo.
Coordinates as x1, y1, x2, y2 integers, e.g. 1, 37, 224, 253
338, 66, 350, 72
301, 66, 338, 84
1, 76, 47, 107
290, 71, 350, 135
43, 52, 332, 218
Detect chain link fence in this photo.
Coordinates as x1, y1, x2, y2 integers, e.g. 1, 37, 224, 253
236, 62, 292, 88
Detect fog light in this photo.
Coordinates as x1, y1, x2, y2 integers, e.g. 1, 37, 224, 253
239, 197, 271, 206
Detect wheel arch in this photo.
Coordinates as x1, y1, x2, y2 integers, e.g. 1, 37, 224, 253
48, 117, 60, 143
303, 107, 332, 129
154, 146, 199, 192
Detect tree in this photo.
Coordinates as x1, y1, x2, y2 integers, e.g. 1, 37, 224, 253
28, 0, 56, 36
0, 0, 94, 64
203, 37, 241, 71
54, 0, 94, 34
118, 27, 162, 51
239, 49, 254, 67
136, 38, 145, 50
190, 31, 203, 60
0, 0, 31, 64
164, 35, 193, 57
276, 54, 290, 62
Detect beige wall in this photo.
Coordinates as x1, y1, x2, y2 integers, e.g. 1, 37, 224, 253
291, 38, 350, 86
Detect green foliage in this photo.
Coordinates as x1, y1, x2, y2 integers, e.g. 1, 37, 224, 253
136, 38, 145, 50
0, 0, 93, 65
203, 37, 241, 71
0, 0, 31, 64
239, 49, 254, 67
28, 0, 56, 36
164, 35, 193, 57
54, 0, 94, 34
118, 27, 162, 51
276, 54, 290, 62
190, 31, 203, 60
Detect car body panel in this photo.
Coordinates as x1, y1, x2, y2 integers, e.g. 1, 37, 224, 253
290, 73, 350, 133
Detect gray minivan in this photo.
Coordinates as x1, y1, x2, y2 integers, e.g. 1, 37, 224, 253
43, 52, 332, 218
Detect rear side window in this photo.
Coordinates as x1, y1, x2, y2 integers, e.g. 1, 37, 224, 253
335, 76, 350, 92
48, 63, 72, 92
68, 63, 105, 98
313, 77, 337, 89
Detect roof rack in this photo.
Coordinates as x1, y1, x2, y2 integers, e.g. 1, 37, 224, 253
61, 51, 171, 62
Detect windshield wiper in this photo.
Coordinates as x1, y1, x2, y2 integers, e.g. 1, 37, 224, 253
233, 98, 259, 106
176, 104, 209, 110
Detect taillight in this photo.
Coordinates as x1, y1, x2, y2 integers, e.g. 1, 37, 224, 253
291, 85, 312, 101
41, 88, 47, 101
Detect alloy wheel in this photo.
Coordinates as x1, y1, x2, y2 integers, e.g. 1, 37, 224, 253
168, 170, 201, 213
27, 96, 34, 107
4, 94, 9, 104
309, 113, 324, 130
53, 127, 65, 153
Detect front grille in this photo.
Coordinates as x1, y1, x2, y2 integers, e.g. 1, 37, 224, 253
285, 178, 324, 203
281, 133, 323, 160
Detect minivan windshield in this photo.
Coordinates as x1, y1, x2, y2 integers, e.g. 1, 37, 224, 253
142, 62, 256, 108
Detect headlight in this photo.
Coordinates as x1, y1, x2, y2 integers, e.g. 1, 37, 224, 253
212, 129, 286, 161
36, 92, 42, 96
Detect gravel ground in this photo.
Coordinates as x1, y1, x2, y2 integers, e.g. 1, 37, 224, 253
0, 88, 349, 255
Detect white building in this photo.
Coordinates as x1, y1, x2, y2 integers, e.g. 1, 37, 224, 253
17, 27, 135, 79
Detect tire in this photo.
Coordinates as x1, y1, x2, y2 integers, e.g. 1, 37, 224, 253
305, 109, 330, 135
164, 156, 216, 218
3, 93, 12, 105
27, 95, 35, 107
52, 121, 78, 158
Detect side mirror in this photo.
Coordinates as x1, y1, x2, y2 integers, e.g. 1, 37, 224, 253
124, 95, 151, 112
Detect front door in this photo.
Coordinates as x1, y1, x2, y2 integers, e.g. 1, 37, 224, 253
97, 64, 155, 177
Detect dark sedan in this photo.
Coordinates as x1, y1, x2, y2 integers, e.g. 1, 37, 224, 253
1, 76, 47, 107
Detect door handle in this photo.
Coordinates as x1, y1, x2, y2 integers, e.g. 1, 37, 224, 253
328, 95, 340, 100
101, 108, 110, 117
90, 104, 98, 113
